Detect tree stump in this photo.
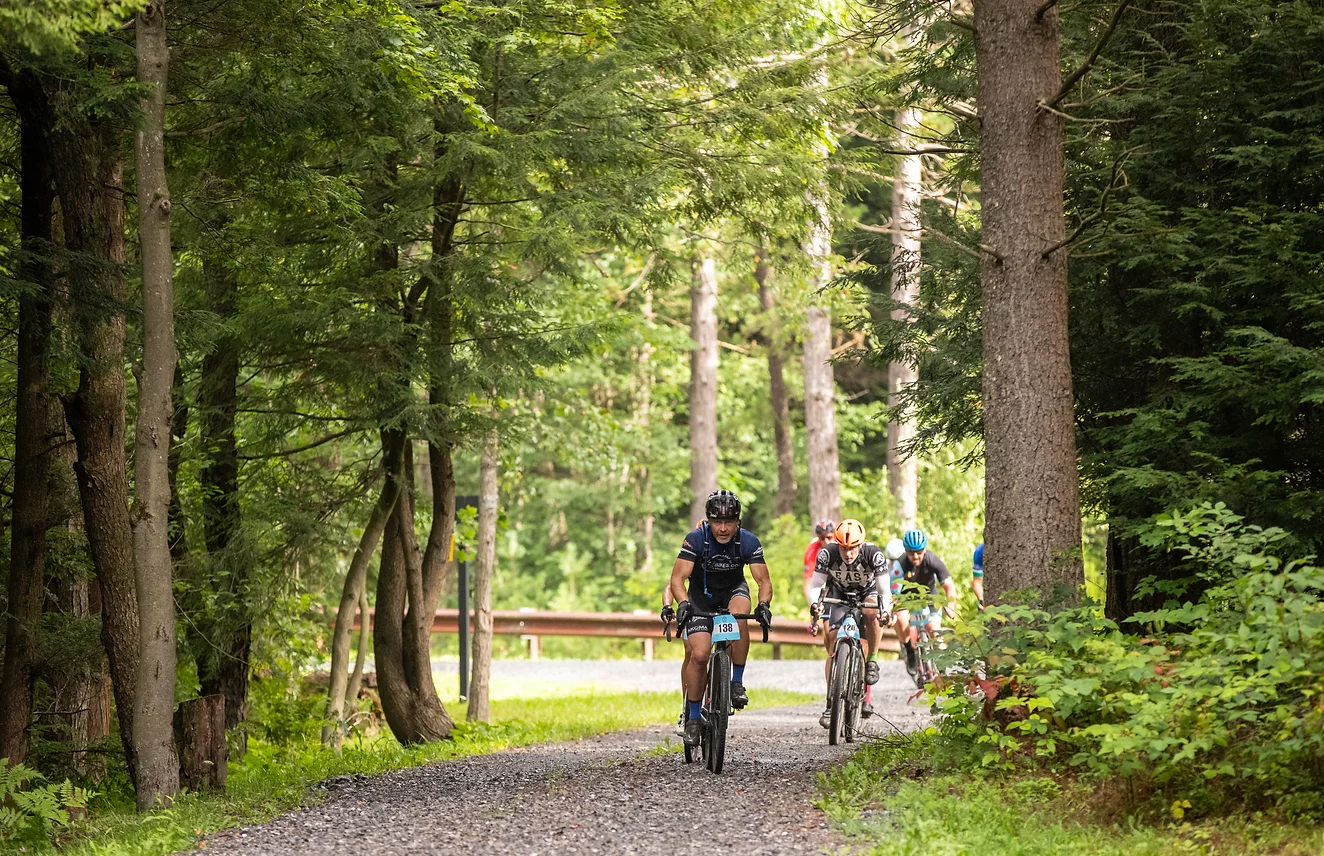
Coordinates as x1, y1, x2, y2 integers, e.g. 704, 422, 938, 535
174, 694, 227, 792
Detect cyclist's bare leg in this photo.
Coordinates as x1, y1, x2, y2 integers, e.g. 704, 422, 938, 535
863, 600, 882, 660
682, 630, 712, 703
822, 624, 839, 685
727, 592, 752, 667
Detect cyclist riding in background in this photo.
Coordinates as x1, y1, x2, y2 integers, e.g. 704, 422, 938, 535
807, 519, 893, 727
667, 490, 773, 748
892, 528, 956, 678
972, 541, 985, 610
802, 519, 835, 612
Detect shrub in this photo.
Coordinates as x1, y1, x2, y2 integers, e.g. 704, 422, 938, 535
931, 503, 1324, 817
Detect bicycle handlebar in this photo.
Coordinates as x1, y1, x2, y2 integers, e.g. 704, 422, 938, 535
662, 611, 770, 644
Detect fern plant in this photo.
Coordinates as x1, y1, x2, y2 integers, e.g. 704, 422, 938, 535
0, 759, 92, 843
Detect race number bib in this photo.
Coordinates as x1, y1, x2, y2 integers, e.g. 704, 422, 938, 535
711, 614, 741, 642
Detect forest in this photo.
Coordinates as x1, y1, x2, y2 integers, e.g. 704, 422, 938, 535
1, 0, 1322, 851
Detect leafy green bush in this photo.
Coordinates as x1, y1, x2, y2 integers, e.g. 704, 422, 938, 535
931, 503, 1324, 818
0, 760, 92, 844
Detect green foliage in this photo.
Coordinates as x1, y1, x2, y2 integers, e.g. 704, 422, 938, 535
0, 760, 92, 844
926, 504, 1324, 818
816, 740, 1324, 856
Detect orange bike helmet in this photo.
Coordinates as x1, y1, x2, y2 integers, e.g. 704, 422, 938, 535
834, 519, 866, 549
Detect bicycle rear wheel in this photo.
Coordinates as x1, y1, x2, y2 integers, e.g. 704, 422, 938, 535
704, 647, 731, 774
827, 644, 845, 746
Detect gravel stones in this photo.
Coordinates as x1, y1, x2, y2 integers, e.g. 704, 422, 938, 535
199, 661, 927, 856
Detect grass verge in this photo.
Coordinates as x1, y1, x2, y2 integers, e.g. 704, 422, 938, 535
48, 688, 815, 856
815, 731, 1324, 856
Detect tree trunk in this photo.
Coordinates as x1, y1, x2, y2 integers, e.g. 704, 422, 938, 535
756, 251, 795, 518
467, 429, 498, 724
323, 467, 399, 748
194, 252, 249, 741
53, 111, 140, 788
131, 0, 181, 807
974, 0, 1083, 601
174, 695, 225, 793
635, 280, 656, 575
0, 75, 59, 766
689, 255, 719, 523
887, 101, 923, 529
803, 194, 842, 525
346, 581, 370, 704
373, 433, 453, 744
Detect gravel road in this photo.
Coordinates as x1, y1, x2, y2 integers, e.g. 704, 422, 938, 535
200, 661, 927, 856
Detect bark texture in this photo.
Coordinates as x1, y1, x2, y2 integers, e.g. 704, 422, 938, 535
194, 253, 249, 739
467, 429, 499, 724
174, 695, 226, 792
131, 0, 181, 807
886, 103, 923, 529
373, 434, 453, 744
53, 111, 140, 787
803, 195, 842, 526
688, 255, 719, 523
756, 252, 796, 519
323, 469, 399, 748
973, 0, 1084, 601
0, 75, 59, 765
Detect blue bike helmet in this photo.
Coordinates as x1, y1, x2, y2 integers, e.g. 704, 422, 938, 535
902, 528, 928, 551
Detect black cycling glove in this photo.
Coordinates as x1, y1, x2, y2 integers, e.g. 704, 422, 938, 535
676, 600, 693, 629
660, 604, 675, 624
754, 600, 773, 627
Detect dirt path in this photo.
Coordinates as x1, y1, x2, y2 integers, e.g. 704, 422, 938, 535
200, 663, 926, 856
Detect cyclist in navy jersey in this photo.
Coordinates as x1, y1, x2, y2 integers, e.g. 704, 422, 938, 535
664, 490, 773, 748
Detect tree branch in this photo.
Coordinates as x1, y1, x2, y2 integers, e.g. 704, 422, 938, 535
1035, 0, 1059, 21
1041, 147, 1135, 258
238, 427, 360, 460
1042, 0, 1132, 111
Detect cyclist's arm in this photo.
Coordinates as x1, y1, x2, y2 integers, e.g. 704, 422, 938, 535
807, 569, 828, 607
941, 578, 958, 617
669, 558, 694, 607
748, 561, 773, 606
971, 576, 984, 604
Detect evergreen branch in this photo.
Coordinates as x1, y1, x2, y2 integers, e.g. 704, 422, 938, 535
1041, 147, 1135, 258
238, 427, 360, 460
1043, 0, 1133, 111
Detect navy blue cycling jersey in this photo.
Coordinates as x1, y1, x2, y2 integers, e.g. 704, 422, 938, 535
677, 523, 765, 598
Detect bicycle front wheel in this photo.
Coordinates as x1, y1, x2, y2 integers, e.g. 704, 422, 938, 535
828, 644, 845, 746
704, 647, 731, 774
843, 643, 862, 743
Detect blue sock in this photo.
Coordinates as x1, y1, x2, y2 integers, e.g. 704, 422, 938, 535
732, 664, 745, 683
687, 699, 703, 720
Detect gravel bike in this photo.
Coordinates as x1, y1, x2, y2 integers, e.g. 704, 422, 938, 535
665, 608, 769, 774
910, 607, 943, 689
819, 592, 887, 745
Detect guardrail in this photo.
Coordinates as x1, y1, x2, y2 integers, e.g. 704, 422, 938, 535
349, 608, 899, 660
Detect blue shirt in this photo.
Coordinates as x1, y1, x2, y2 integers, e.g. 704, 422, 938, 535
973, 543, 985, 578
677, 523, 764, 597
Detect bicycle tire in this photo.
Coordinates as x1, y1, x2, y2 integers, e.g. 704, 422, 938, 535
828, 643, 845, 746
843, 642, 862, 743
705, 647, 731, 774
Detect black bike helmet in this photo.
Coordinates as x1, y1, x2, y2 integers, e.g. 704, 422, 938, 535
814, 519, 836, 537
705, 489, 742, 521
